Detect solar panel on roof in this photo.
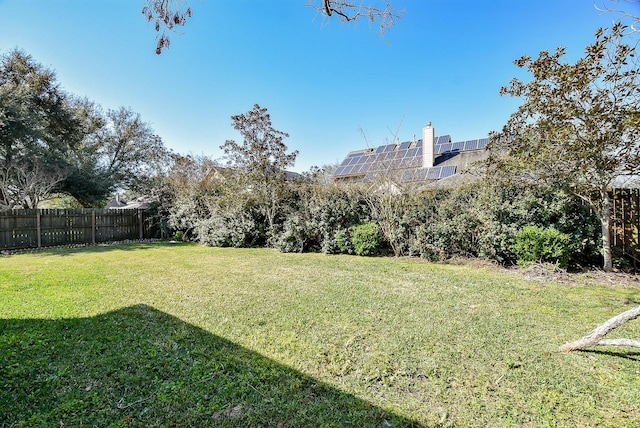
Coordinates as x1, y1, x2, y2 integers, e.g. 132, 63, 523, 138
451, 141, 465, 151
463, 140, 478, 151
435, 135, 451, 144
336, 130, 491, 181
439, 165, 456, 178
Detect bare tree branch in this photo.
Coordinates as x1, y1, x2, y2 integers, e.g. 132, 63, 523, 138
595, 0, 640, 33
142, 1, 404, 54
0, 163, 66, 210
597, 338, 640, 347
307, 0, 405, 37
142, 0, 193, 54
561, 304, 640, 351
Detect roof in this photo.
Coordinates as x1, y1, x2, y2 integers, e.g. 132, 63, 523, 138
108, 197, 155, 210
610, 175, 640, 189
105, 197, 128, 209
334, 134, 489, 183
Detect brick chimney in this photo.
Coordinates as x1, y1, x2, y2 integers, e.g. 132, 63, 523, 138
422, 122, 434, 168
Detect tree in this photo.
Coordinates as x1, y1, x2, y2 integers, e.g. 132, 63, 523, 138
143, 0, 404, 54
0, 163, 65, 210
60, 97, 112, 207
487, 23, 640, 273
0, 49, 85, 209
98, 107, 171, 193
61, 104, 173, 206
0, 49, 173, 208
220, 104, 298, 238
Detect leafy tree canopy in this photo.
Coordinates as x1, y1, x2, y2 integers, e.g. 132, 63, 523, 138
487, 23, 640, 271
0, 49, 173, 209
0, 50, 84, 209
220, 104, 299, 234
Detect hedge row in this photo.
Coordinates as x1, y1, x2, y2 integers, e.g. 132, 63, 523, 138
166, 181, 602, 267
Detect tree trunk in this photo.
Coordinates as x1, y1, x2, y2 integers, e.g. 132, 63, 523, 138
601, 188, 613, 272
561, 304, 640, 351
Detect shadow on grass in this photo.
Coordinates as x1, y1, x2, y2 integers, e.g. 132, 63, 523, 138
580, 349, 640, 361
6, 240, 181, 257
0, 304, 420, 427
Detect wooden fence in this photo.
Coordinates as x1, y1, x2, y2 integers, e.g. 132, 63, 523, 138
0, 209, 158, 250
612, 188, 640, 264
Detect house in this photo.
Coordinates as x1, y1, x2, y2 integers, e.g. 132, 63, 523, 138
334, 122, 489, 188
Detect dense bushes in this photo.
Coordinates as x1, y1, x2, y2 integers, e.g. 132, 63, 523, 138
163, 168, 602, 267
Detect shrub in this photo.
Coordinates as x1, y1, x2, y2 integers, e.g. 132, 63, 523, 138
512, 225, 572, 268
350, 223, 381, 256
335, 229, 353, 254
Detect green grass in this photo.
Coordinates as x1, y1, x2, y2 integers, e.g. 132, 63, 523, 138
1, 242, 640, 427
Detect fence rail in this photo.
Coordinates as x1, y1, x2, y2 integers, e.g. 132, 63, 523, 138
0, 209, 158, 250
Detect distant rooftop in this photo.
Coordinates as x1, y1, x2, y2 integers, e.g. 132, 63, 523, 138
334, 134, 489, 183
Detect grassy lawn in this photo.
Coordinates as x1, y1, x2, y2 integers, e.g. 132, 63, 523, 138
1, 242, 640, 427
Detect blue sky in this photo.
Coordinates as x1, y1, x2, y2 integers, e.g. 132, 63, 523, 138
0, 0, 632, 172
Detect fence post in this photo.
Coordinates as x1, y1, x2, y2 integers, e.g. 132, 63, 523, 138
92, 210, 96, 244
622, 195, 627, 255
36, 210, 42, 248
138, 209, 144, 239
